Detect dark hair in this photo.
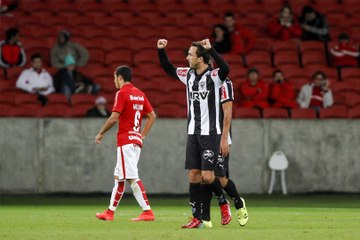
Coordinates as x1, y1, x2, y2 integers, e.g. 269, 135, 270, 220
115, 65, 132, 82
272, 69, 283, 77
5, 28, 19, 41
191, 42, 210, 64
31, 53, 42, 61
312, 71, 326, 80
59, 29, 71, 42
338, 33, 350, 41
302, 5, 315, 15
224, 11, 235, 19
247, 67, 259, 76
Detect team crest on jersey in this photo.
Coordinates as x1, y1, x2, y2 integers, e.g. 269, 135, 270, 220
177, 68, 188, 77
203, 150, 214, 160
199, 81, 206, 90
212, 69, 219, 77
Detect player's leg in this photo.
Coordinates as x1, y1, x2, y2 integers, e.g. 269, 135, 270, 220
96, 147, 126, 221
199, 135, 231, 226
182, 135, 203, 229
122, 144, 155, 221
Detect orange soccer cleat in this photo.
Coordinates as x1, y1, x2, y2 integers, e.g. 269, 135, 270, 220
96, 209, 114, 221
131, 210, 155, 221
181, 218, 203, 229
220, 202, 232, 225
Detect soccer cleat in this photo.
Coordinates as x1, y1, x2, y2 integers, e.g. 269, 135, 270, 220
131, 210, 155, 221
220, 201, 232, 225
96, 209, 114, 221
202, 220, 213, 228
237, 198, 249, 227
181, 218, 203, 229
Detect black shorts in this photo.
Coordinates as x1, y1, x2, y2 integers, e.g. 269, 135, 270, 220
185, 134, 221, 171
214, 154, 230, 178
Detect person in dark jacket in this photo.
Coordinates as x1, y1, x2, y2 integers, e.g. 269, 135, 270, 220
211, 24, 232, 54
299, 5, 331, 42
86, 96, 110, 118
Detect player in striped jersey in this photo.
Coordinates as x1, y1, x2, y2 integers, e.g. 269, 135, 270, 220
213, 79, 249, 226
157, 39, 231, 228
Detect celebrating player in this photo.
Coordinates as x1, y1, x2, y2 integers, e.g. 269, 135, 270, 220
157, 38, 231, 228
95, 66, 156, 222
201, 77, 249, 227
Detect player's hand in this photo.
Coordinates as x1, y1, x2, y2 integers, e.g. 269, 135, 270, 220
95, 133, 104, 144
201, 39, 212, 50
157, 39, 168, 49
220, 137, 230, 157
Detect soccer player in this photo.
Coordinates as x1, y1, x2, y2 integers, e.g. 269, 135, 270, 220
216, 79, 249, 226
95, 66, 156, 221
157, 39, 231, 228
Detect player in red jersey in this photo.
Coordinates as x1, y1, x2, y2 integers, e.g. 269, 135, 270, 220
95, 66, 156, 221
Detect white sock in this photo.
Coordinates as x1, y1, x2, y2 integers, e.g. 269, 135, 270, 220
131, 179, 151, 211
108, 180, 125, 211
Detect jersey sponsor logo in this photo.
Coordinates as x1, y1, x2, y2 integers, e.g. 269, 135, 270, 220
203, 150, 214, 160
177, 68, 188, 77
128, 135, 143, 142
189, 91, 210, 101
130, 95, 144, 101
212, 69, 219, 77
221, 85, 227, 100
133, 104, 143, 110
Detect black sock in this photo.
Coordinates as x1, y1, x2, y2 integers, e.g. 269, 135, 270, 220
201, 184, 213, 221
189, 183, 202, 220
224, 179, 243, 209
211, 178, 227, 205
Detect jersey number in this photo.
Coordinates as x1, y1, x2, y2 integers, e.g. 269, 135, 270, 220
133, 110, 141, 132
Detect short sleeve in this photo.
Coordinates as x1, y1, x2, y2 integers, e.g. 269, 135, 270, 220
210, 68, 224, 87
221, 79, 234, 104
176, 67, 190, 85
143, 95, 153, 115
112, 91, 126, 113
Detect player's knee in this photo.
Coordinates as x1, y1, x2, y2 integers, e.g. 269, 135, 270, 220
218, 177, 228, 188
202, 172, 215, 184
188, 169, 201, 183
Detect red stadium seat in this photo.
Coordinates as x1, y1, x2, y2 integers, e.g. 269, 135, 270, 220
105, 50, 133, 67
332, 82, 356, 94
301, 52, 327, 67
272, 40, 299, 54
8, 106, 40, 117
46, 94, 69, 107
156, 103, 187, 118
300, 41, 325, 55
282, 66, 308, 80
274, 52, 300, 67
348, 107, 360, 119
64, 106, 90, 118
305, 66, 339, 81
0, 81, 15, 93
0, 104, 12, 116
246, 52, 272, 67
319, 106, 348, 119
222, 54, 243, 66
341, 68, 360, 82
88, 49, 106, 66
348, 93, 360, 108
252, 38, 273, 54
291, 109, 317, 119
71, 94, 96, 107
14, 94, 40, 106
233, 108, 261, 119
37, 106, 67, 118
133, 50, 158, 66
263, 108, 289, 118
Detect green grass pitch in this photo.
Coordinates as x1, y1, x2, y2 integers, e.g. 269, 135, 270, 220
1, 194, 360, 240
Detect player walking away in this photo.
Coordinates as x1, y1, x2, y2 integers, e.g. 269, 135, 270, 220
204, 78, 249, 226
157, 39, 231, 228
95, 66, 156, 222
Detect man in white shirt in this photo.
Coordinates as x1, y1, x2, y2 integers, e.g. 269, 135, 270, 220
16, 53, 55, 96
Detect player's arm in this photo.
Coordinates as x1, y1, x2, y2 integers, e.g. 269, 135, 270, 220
95, 112, 120, 144
157, 39, 179, 80
201, 39, 230, 81
141, 111, 156, 140
220, 101, 232, 157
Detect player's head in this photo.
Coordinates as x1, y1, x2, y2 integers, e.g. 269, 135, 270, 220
114, 65, 132, 89
186, 42, 210, 70
224, 12, 236, 31
31, 53, 43, 70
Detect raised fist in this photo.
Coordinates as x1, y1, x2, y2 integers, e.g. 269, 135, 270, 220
157, 39, 168, 49
201, 39, 212, 50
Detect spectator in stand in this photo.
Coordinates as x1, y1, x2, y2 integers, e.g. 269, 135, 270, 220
51, 30, 89, 69
53, 54, 96, 101
16, 53, 54, 96
240, 67, 269, 109
0, 0, 17, 14
330, 33, 359, 69
269, 69, 298, 109
297, 71, 333, 112
211, 24, 232, 54
267, 5, 302, 40
86, 96, 110, 118
223, 12, 256, 55
299, 5, 331, 42
0, 27, 26, 69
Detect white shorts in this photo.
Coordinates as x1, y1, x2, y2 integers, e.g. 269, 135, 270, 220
114, 144, 141, 179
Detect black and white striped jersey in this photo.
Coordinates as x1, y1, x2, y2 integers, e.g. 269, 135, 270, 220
220, 78, 234, 144
158, 48, 230, 136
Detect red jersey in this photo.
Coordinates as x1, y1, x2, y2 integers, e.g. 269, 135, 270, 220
309, 86, 323, 107
112, 84, 153, 147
